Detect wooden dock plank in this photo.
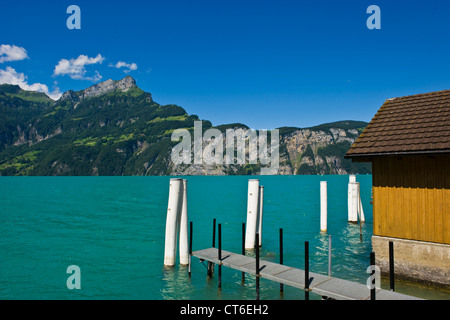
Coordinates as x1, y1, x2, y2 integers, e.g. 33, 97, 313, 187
192, 248, 422, 300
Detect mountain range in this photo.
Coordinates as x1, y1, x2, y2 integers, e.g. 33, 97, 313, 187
0, 76, 371, 176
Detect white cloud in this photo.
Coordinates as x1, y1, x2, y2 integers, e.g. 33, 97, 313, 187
0, 44, 29, 63
109, 61, 138, 73
86, 70, 102, 82
53, 54, 104, 81
0, 66, 62, 100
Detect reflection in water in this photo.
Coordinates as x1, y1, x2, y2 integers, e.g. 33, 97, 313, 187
161, 265, 193, 300
312, 232, 331, 275
328, 222, 373, 282
308, 222, 372, 283
341, 223, 365, 255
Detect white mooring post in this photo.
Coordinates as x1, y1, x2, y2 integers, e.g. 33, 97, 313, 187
164, 178, 183, 266
348, 175, 364, 223
320, 181, 327, 232
357, 182, 365, 222
350, 182, 359, 223
179, 179, 189, 265
348, 175, 357, 222
258, 186, 264, 247
245, 179, 260, 249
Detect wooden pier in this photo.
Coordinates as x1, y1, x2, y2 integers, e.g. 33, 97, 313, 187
192, 247, 422, 300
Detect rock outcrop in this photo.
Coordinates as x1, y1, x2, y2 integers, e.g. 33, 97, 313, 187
59, 76, 139, 104
0, 77, 371, 176
169, 123, 371, 176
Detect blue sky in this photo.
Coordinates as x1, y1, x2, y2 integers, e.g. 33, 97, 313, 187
1, 0, 450, 129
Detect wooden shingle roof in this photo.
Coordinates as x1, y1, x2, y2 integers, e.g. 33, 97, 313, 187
346, 89, 450, 158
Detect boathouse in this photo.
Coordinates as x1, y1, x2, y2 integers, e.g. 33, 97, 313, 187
345, 89, 449, 286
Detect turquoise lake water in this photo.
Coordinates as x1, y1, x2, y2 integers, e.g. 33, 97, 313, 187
0, 175, 448, 300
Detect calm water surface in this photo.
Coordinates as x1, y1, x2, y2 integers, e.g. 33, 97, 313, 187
0, 175, 448, 300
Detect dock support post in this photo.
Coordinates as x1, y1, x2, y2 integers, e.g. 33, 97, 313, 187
188, 221, 193, 276
370, 251, 376, 300
328, 235, 332, 277
164, 178, 183, 266
207, 219, 216, 277
279, 228, 284, 294
348, 175, 358, 223
245, 179, 260, 249
241, 222, 245, 284
255, 233, 260, 300
179, 179, 189, 265
320, 181, 327, 232
218, 223, 222, 290
357, 182, 365, 222
258, 186, 264, 246
389, 241, 395, 291
212, 218, 216, 248
348, 175, 364, 223
305, 241, 310, 300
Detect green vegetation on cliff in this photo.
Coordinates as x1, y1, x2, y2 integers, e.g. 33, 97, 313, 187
0, 78, 370, 176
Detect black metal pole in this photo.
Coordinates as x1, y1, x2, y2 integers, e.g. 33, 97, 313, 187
212, 218, 216, 248
242, 222, 245, 284
208, 219, 216, 277
370, 251, 376, 300
255, 233, 260, 300
188, 221, 193, 277
218, 223, 222, 290
328, 235, 332, 277
279, 228, 284, 294
389, 241, 395, 292
305, 241, 309, 301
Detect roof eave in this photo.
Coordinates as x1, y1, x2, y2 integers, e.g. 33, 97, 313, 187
345, 149, 450, 160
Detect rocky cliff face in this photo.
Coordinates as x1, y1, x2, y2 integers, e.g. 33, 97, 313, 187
0, 77, 371, 176
60, 76, 140, 104
82, 76, 137, 98
169, 122, 371, 176
281, 126, 362, 174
